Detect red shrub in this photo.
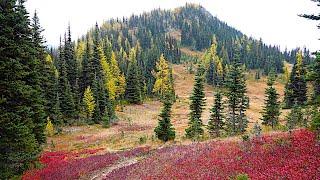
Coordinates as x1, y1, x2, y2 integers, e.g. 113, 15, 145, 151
105, 129, 320, 179
22, 147, 150, 180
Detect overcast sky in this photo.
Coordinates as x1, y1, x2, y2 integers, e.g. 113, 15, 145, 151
25, 0, 319, 51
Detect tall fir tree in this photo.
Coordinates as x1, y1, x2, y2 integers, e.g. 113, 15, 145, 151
207, 91, 225, 137
154, 95, 176, 142
185, 64, 206, 139
0, 0, 46, 177
225, 43, 249, 135
261, 70, 281, 129
80, 35, 92, 95
58, 39, 76, 122
284, 51, 307, 108
125, 48, 142, 104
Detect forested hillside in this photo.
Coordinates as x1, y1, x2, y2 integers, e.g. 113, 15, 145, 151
1, 1, 320, 179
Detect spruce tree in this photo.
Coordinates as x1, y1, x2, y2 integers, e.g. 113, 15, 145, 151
154, 95, 176, 142
0, 0, 45, 177
125, 48, 142, 104
261, 70, 281, 129
185, 64, 206, 139
225, 43, 249, 135
284, 51, 307, 108
58, 44, 76, 121
207, 91, 225, 137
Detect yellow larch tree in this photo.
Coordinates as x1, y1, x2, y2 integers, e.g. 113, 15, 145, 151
83, 86, 96, 119
153, 54, 174, 99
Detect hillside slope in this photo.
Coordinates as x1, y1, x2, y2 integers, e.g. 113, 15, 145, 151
39, 63, 285, 152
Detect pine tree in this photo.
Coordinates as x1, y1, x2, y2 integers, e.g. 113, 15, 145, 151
185, 64, 206, 139
80, 36, 92, 95
154, 95, 176, 142
64, 24, 78, 92
92, 75, 102, 123
284, 51, 307, 108
125, 48, 142, 104
58, 44, 76, 121
261, 70, 281, 129
0, 0, 45, 177
225, 43, 249, 135
83, 86, 96, 119
309, 53, 320, 104
207, 91, 225, 137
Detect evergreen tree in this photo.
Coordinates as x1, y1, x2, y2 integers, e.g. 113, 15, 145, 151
284, 51, 307, 108
80, 36, 92, 95
309, 53, 320, 104
0, 0, 45, 177
225, 43, 249, 135
154, 95, 176, 142
207, 91, 225, 137
261, 70, 281, 129
64, 24, 78, 92
286, 104, 304, 130
125, 48, 142, 104
92, 75, 102, 123
185, 65, 206, 139
58, 42, 76, 121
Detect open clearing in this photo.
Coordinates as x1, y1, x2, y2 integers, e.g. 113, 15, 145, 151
45, 64, 286, 153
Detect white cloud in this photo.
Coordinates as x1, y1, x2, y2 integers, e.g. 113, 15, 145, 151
26, 0, 319, 51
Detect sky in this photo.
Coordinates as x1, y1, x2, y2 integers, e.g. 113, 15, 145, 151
25, 0, 319, 51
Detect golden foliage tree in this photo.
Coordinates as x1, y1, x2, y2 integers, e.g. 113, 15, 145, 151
46, 117, 55, 137
83, 86, 96, 119
153, 54, 175, 100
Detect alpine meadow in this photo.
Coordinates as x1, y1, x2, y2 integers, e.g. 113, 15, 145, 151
1, 0, 320, 179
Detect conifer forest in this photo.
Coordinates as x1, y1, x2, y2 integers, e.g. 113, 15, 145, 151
1, 0, 320, 179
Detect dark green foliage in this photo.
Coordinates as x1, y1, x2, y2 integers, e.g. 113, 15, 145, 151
225, 44, 249, 135
92, 75, 105, 123
255, 70, 261, 80
185, 65, 206, 139
0, 0, 46, 177
154, 96, 176, 142
286, 105, 304, 130
58, 50, 76, 121
206, 60, 215, 85
310, 108, 320, 139
207, 91, 225, 137
80, 36, 93, 95
64, 25, 78, 92
125, 53, 142, 104
309, 53, 320, 104
261, 70, 281, 128
284, 53, 307, 108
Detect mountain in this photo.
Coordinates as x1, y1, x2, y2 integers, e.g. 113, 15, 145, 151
73, 4, 310, 76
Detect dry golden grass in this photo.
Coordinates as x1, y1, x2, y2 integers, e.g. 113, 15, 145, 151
46, 64, 286, 152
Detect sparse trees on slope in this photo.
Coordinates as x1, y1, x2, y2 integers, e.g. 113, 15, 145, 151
185, 65, 206, 139
207, 91, 225, 137
154, 95, 176, 142
261, 70, 281, 129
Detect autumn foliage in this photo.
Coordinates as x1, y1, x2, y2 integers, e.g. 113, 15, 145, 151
105, 129, 320, 179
